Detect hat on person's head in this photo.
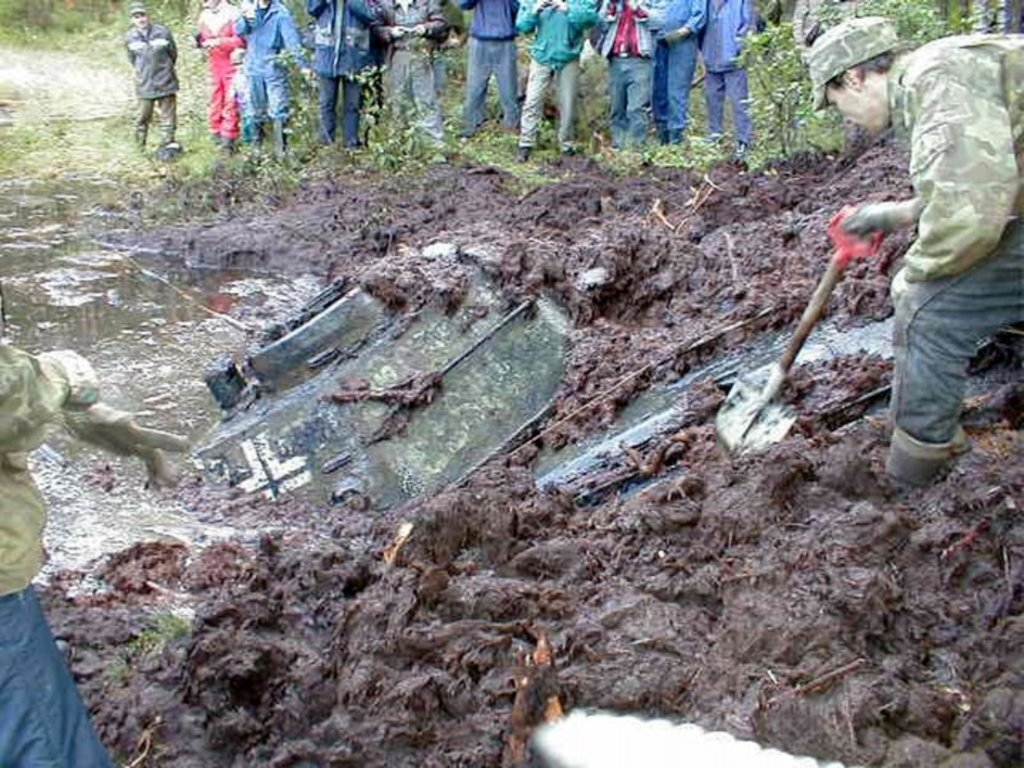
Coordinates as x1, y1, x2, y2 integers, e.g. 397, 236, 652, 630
806, 16, 898, 110
128, 0, 148, 17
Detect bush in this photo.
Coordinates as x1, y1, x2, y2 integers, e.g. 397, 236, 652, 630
742, 0, 957, 162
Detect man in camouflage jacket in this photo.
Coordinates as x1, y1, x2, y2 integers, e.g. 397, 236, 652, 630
807, 17, 1023, 487
0, 331, 187, 763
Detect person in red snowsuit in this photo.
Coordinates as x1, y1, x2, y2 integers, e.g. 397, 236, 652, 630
196, 0, 246, 148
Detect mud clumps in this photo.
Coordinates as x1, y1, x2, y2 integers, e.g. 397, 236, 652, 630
43, 147, 1024, 767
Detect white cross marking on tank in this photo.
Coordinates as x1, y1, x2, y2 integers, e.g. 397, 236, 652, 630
236, 433, 311, 499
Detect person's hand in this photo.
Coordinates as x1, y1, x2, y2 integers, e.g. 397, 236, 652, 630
202, 36, 222, 49
843, 199, 923, 236
64, 403, 189, 490
411, 23, 427, 36
389, 25, 407, 39
663, 26, 690, 43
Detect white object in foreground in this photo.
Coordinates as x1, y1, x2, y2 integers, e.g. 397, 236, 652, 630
532, 711, 855, 768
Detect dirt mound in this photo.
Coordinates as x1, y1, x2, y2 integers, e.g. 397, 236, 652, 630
42, 144, 1023, 767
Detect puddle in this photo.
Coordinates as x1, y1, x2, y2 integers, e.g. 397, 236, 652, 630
0, 178, 319, 575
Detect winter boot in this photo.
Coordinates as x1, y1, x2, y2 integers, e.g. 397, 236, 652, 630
517, 145, 531, 163
272, 120, 287, 157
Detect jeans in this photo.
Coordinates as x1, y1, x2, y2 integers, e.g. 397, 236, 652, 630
319, 74, 364, 146
705, 67, 752, 147
891, 216, 1024, 444
388, 49, 445, 144
135, 94, 177, 148
463, 37, 520, 135
0, 587, 113, 766
608, 56, 652, 149
519, 58, 580, 150
249, 70, 291, 124
652, 37, 698, 142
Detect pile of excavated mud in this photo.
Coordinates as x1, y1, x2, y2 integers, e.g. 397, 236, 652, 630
44, 144, 1022, 767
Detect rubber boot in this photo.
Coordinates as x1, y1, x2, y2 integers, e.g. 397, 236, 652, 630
253, 121, 265, 148
886, 425, 969, 488
272, 120, 287, 158
135, 126, 148, 150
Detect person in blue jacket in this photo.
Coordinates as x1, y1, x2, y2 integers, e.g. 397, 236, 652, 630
308, 0, 380, 147
236, 0, 310, 155
700, 0, 754, 157
651, 0, 705, 144
460, 0, 520, 138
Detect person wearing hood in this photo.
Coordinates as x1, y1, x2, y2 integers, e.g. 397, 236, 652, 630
235, 0, 310, 155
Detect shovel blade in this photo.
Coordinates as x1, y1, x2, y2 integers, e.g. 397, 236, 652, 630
716, 365, 797, 454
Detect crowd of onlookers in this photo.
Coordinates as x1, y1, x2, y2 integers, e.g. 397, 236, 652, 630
124, 0, 762, 162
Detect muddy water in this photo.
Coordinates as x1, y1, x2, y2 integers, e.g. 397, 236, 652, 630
0, 178, 320, 574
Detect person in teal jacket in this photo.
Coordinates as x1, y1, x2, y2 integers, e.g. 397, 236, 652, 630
515, 0, 600, 160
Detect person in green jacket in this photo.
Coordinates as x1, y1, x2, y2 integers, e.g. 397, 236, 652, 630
806, 17, 1024, 487
0, 321, 188, 763
515, 0, 600, 160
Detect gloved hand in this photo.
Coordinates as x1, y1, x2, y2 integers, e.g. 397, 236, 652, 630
64, 403, 189, 490
842, 198, 923, 236
662, 26, 691, 43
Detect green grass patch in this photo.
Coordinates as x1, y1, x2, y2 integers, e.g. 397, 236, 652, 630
105, 611, 192, 685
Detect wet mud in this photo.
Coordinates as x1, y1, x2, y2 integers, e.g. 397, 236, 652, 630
43, 143, 1022, 767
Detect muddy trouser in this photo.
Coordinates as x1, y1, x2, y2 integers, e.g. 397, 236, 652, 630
705, 67, 752, 147
608, 55, 652, 149
518, 58, 579, 151
0, 586, 114, 766
135, 94, 177, 148
463, 37, 520, 134
891, 216, 1024, 446
388, 48, 444, 144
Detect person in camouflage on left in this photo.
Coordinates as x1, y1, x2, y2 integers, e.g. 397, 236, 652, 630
806, 17, 1024, 487
0, 330, 188, 763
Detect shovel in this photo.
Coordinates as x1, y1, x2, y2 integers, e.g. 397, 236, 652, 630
716, 207, 883, 454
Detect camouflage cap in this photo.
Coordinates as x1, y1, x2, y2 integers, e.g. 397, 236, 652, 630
128, 0, 148, 16
806, 16, 898, 110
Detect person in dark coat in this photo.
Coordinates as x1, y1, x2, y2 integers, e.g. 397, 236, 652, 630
125, 0, 180, 156
308, 0, 380, 146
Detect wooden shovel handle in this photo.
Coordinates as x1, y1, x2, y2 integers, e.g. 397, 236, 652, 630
778, 255, 845, 374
